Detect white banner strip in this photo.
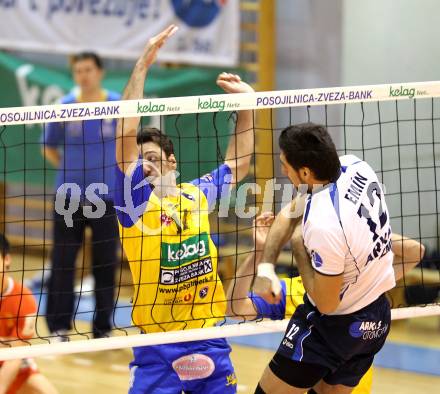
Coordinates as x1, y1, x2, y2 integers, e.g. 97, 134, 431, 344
0, 304, 439, 360
1, 81, 440, 127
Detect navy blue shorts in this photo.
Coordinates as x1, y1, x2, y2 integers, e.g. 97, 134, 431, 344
128, 338, 236, 394
273, 293, 391, 387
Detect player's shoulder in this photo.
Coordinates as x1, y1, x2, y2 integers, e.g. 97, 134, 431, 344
11, 280, 36, 303
198, 163, 232, 184
60, 92, 77, 104
306, 187, 342, 226
339, 154, 377, 178
11, 280, 33, 297
106, 90, 121, 101
339, 154, 363, 166
1, 278, 36, 312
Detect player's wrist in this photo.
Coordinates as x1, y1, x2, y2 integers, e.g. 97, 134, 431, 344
257, 262, 276, 276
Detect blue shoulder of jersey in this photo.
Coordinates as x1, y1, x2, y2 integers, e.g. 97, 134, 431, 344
114, 161, 152, 228
190, 163, 232, 208
106, 91, 121, 101
60, 92, 77, 104
60, 90, 121, 104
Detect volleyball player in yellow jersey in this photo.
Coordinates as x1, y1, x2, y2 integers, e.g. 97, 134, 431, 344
115, 25, 255, 393
227, 212, 425, 394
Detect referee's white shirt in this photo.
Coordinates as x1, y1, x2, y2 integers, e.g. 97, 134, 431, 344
302, 155, 396, 315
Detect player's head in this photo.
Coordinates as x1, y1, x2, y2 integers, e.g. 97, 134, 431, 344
137, 127, 177, 179
279, 123, 340, 189
0, 233, 11, 281
70, 52, 104, 94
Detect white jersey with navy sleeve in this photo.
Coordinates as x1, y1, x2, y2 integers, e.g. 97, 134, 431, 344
302, 155, 395, 315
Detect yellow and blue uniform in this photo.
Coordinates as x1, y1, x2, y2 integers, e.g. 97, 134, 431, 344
250, 277, 373, 394
115, 161, 236, 394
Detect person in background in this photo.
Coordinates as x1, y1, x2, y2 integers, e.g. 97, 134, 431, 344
0, 234, 58, 394
40, 52, 120, 340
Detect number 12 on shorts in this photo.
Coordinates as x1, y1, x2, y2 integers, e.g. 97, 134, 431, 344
286, 323, 300, 340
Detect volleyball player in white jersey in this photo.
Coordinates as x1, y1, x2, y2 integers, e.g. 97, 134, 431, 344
254, 123, 396, 394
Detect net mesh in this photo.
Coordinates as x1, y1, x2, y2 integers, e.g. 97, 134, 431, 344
0, 82, 439, 359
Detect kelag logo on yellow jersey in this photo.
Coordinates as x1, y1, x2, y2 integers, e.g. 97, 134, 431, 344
161, 233, 210, 267
160, 233, 213, 285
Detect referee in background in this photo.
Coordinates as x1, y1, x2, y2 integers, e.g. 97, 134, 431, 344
41, 52, 120, 340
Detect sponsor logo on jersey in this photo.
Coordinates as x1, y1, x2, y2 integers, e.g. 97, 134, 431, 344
161, 233, 210, 267
160, 213, 173, 226
311, 250, 323, 268
161, 270, 176, 285
160, 257, 213, 285
182, 192, 195, 201
349, 320, 389, 340
226, 372, 237, 386
199, 286, 209, 299
163, 293, 192, 305
159, 275, 213, 294
200, 173, 213, 183
172, 354, 215, 380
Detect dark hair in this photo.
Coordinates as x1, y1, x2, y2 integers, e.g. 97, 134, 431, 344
70, 52, 104, 69
279, 123, 340, 182
0, 233, 10, 258
137, 127, 174, 158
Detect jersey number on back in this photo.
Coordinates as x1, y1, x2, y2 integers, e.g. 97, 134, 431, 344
357, 182, 392, 264
357, 182, 388, 241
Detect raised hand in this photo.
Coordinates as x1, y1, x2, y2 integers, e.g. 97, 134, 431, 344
141, 24, 179, 68
216, 72, 254, 94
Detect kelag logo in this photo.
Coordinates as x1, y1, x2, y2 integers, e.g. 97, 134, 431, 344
389, 85, 415, 99
161, 233, 210, 267
171, 0, 227, 28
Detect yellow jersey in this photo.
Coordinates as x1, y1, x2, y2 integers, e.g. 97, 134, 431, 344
115, 163, 232, 333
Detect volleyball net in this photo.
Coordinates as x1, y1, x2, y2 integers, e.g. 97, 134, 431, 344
0, 81, 439, 360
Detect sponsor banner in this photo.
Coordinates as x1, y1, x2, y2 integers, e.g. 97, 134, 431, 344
2, 81, 440, 127
0, 0, 239, 67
